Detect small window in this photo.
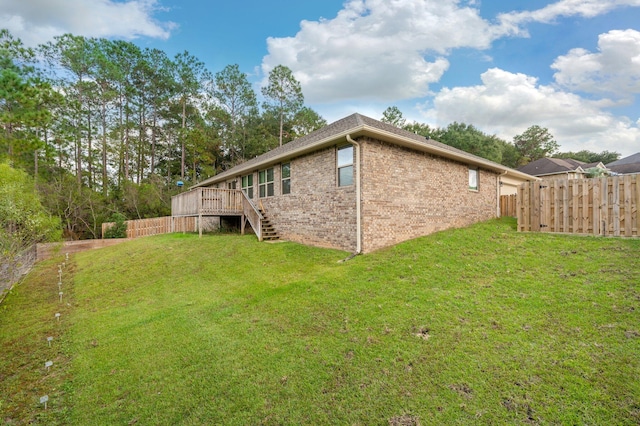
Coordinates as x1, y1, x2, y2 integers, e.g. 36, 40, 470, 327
281, 163, 291, 195
259, 167, 274, 197
242, 174, 253, 198
227, 180, 237, 189
337, 145, 353, 187
469, 167, 479, 191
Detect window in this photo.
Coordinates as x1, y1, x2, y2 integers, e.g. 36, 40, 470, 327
281, 163, 291, 195
469, 167, 479, 191
337, 145, 353, 187
259, 167, 274, 197
242, 174, 253, 198
227, 180, 237, 189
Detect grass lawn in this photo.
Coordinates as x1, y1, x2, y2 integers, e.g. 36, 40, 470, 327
1, 218, 639, 425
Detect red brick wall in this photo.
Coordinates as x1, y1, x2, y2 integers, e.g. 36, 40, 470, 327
360, 138, 498, 252
261, 147, 357, 252
218, 137, 498, 253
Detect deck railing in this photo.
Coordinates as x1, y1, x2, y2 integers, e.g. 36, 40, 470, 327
242, 192, 263, 241
171, 187, 264, 239
171, 188, 244, 216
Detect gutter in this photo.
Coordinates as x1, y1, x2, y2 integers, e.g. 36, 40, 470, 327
358, 125, 537, 181
191, 123, 538, 189
190, 127, 367, 189
346, 134, 362, 255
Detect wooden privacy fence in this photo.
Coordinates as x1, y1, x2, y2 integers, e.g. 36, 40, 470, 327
102, 216, 197, 239
500, 194, 517, 217
518, 175, 639, 237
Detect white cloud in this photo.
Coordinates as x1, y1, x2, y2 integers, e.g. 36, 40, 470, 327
552, 29, 640, 98
261, 0, 640, 104
498, 0, 640, 34
0, 0, 176, 46
262, 0, 506, 103
419, 68, 640, 156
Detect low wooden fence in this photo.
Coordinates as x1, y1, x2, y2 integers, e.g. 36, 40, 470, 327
500, 194, 517, 217
102, 216, 198, 239
518, 175, 639, 236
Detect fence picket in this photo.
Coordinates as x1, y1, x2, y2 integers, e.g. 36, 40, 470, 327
624, 175, 632, 236
592, 180, 600, 236
102, 216, 198, 239
517, 176, 638, 238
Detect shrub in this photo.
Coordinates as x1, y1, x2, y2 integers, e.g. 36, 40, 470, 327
103, 213, 127, 239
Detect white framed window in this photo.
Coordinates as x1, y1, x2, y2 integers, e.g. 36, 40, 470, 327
281, 163, 291, 195
469, 167, 479, 191
337, 145, 353, 187
259, 167, 274, 197
242, 174, 253, 198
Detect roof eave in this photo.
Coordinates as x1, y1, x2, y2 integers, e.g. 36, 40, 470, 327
191, 123, 539, 188
358, 125, 539, 181
190, 126, 365, 188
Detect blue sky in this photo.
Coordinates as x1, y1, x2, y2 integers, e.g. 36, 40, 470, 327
2, 0, 639, 156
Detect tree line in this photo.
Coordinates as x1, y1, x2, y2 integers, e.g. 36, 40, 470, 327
1, 29, 325, 242
380, 106, 620, 168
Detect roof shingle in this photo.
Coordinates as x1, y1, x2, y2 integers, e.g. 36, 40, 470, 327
193, 113, 535, 188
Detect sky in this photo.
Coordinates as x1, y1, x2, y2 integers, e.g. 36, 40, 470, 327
2, 0, 640, 157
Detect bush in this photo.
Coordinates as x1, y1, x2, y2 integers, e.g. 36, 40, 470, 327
103, 213, 127, 239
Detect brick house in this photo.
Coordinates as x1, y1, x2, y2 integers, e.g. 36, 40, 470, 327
172, 113, 536, 253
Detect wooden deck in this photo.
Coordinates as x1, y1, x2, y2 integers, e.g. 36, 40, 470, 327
172, 187, 244, 216
171, 188, 264, 240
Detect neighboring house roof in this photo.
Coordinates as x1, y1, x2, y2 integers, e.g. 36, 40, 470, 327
608, 163, 640, 174
583, 162, 607, 169
607, 153, 640, 175
607, 152, 640, 166
562, 158, 587, 168
192, 113, 537, 188
517, 157, 587, 177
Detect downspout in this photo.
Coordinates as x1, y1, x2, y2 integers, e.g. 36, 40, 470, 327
497, 170, 508, 217
346, 135, 362, 254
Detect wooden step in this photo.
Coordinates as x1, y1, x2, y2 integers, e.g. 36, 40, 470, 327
259, 208, 280, 241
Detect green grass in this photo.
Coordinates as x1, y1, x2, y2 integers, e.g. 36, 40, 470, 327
1, 218, 639, 425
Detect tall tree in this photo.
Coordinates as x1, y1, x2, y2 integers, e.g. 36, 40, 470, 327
381, 106, 406, 127
513, 125, 559, 165
496, 139, 521, 169
403, 121, 435, 139
91, 38, 119, 194
0, 30, 54, 174
41, 34, 96, 186
261, 65, 303, 146
144, 48, 175, 177
212, 64, 257, 163
173, 51, 210, 180
292, 107, 326, 138
434, 122, 504, 163
556, 150, 620, 164
108, 40, 142, 185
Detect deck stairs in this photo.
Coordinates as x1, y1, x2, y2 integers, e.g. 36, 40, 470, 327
258, 208, 280, 241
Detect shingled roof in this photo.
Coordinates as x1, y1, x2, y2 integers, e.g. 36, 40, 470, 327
517, 157, 586, 177
607, 152, 640, 175
192, 113, 535, 188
